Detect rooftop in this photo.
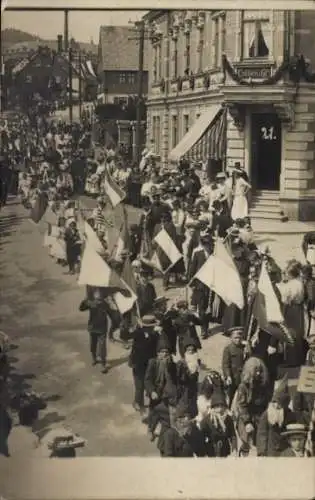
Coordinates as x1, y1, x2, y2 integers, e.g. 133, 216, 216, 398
98, 25, 148, 72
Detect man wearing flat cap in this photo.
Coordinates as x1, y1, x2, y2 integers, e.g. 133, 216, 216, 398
222, 327, 245, 406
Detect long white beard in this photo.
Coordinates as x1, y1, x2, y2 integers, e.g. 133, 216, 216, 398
267, 404, 284, 427
185, 353, 200, 374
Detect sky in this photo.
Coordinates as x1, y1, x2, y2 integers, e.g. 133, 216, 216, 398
2, 8, 147, 43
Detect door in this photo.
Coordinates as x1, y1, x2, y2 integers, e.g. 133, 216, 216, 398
251, 113, 282, 190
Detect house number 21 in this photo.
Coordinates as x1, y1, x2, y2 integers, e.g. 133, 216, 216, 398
261, 126, 277, 140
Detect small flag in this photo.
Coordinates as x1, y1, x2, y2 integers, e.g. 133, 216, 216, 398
42, 205, 58, 226
253, 262, 284, 328
189, 239, 244, 309
142, 228, 182, 274
103, 166, 125, 208
78, 242, 131, 296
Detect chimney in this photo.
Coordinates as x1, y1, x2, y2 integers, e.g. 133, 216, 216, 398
57, 35, 63, 53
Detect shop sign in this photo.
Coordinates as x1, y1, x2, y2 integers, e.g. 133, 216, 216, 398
236, 65, 272, 80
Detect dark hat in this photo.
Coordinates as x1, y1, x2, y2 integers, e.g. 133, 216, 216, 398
271, 374, 290, 407
154, 296, 169, 308
157, 335, 171, 352
176, 299, 188, 309
142, 315, 157, 327
174, 401, 192, 420
224, 326, 244, 337
211, 391, 227, 408
183, 336, 199, 350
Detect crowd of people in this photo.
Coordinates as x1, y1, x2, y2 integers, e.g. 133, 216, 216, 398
0, 109, 315, 459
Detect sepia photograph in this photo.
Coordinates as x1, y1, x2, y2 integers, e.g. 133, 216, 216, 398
0, 0, 315, 497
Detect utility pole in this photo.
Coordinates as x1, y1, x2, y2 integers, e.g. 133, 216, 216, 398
78, 50, 82, 122
68, 47, 73, 124
135, 20, 145, 165
64, 9, 69, 52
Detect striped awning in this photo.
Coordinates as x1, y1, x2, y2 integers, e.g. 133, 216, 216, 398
183, 106, 227, 163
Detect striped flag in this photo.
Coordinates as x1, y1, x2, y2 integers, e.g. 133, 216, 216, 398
253, 262, 284, 327
114, 256, 138, 315
103, 167, 125, 208
83, 220, 105, 255
112, 206, 131, 261
189, 239, 244, 309
142, 228, 183, 274
78, 241, 131, 296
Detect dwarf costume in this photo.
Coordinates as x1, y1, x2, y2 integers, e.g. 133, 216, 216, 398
256, 375, 296, 457
176, 336, 201, 418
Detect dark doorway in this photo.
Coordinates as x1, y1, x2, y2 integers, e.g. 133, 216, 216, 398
251, 113, 282, 190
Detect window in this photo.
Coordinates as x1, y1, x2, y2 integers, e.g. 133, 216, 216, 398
183, 114, 189, 135
172, 115, 178, 148
172, 38, 178, 79
220, 15, 226, 55
185, 32, 191, 74
197, 28, 204, 73
114, 96, 128, 105
212, 17, 219, 68
119, 73, 126, 83
242, 11, 271, 58
26, 75, 32, 83
128, 73, 135, 84
153, 46, 158, 82
157, 43, 162, 80
152, 116, 160, 153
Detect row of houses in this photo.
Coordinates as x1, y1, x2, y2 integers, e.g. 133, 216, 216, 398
144, 9, 315, 222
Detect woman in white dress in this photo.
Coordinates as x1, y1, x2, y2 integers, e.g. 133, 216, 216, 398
231, 170, 251, 221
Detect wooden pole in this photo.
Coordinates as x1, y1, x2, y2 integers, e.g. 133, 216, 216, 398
135, 20, 145, 165
68, 47, 73, 125
78, 51, 82, 122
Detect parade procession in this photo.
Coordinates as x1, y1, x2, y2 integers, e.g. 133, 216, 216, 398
1, 6, 315, 462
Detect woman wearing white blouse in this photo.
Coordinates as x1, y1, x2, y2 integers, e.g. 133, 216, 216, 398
231, 170, 251, 221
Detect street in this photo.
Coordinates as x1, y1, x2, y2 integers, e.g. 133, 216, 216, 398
0, 196, 307, 456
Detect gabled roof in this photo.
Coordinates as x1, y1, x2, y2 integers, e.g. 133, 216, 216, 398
98, 25, 148, 72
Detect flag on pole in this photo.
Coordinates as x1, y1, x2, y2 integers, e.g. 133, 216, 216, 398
141, 227, 183, 274
114, 256, 138, 315
189, 239, 244, 309
252, 261, 284, 328
78, 241, 131, 296
83, 220, 105, 255
112, 206, 131, 261
103, 166, 125, 208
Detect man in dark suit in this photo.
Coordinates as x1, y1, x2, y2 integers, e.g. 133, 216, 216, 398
211, 200, 233, 238
148, 190, 172, 238
129, 315, 159, 413
221, 327, 245, 405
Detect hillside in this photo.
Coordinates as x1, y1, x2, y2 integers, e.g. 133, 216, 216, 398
1, 27, 98, 55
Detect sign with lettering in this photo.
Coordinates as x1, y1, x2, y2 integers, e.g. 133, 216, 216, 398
236, 65, 272, 80
297, 365, 315, 394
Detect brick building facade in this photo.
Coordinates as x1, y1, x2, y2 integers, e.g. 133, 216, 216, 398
144, 10, 315, 221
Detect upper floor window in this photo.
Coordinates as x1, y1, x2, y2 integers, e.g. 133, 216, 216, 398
183, 114, 189, 135
119, 73, 126, 83
184, 32, 191, 74
172, 37, 179, 79
127, 73, 135, 84
242, 11, 270, 58
153, 43, 162, 82
211, 12, 225, 69
152, 116, 161, 154
197, 28, 204, 73
172, 115, 178, 148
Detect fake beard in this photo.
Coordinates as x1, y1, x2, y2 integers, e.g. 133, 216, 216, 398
267, 404, 284, 427
185, 352, 200, 374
